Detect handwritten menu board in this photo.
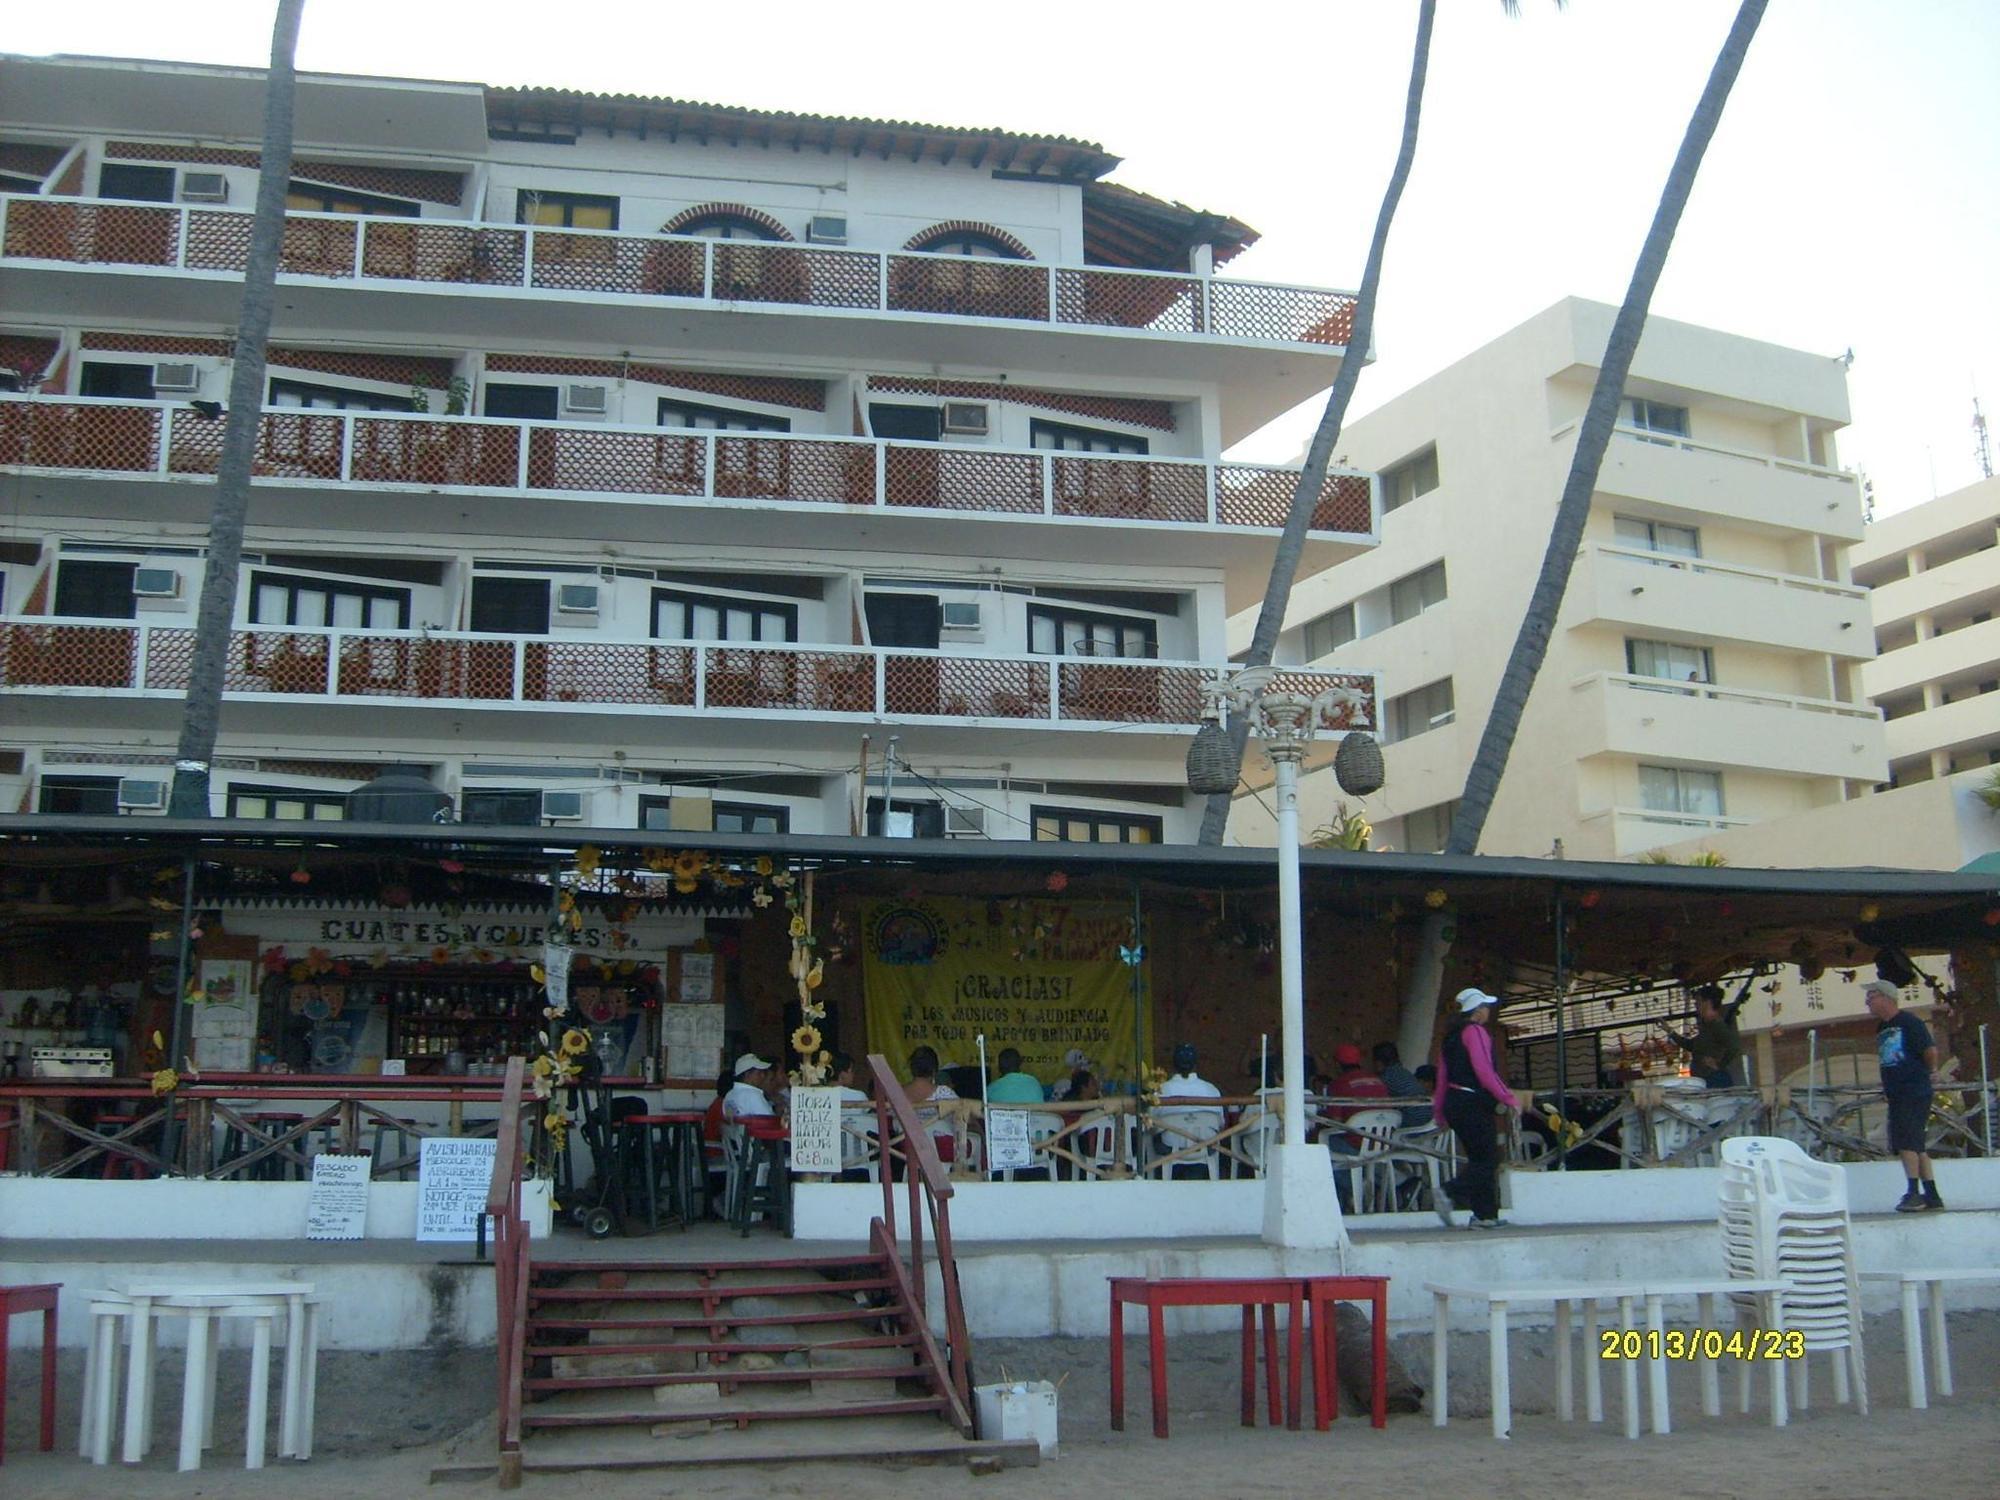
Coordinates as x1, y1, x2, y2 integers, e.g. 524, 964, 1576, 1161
662, 1003, 724, 1080
305, 1153, 371, 1240
985, 1109, 1034, 1171
416, 1137, 498, 1242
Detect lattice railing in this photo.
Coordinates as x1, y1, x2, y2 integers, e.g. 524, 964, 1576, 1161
887, 445, 1043, 514
349, 418, 521, 488
334, 637, 516, 701
714, 436, 874, 504
1206, 280, 1357, 347
1054, 267, 1203, 334
168, 408, 344, 480
2, 199, 179, 266
361, 223, 527, 286
1052, 454, 1207, 523
887, 655, 1051, 719
1056, 661, 1208, 724
0, 623, 137, 688
1215, 463, 1374, 533
525, 427, 704, 497
1261, 670, 1378, 731
886, 254, 1049, 322
523, 642, 695, 707
0, 401, 160, 472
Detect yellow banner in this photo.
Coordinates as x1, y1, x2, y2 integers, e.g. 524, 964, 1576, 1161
862, 897, 1147, 1089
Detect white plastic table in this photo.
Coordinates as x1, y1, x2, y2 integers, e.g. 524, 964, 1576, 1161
111, 1280, 317, 1469
1427, 1280, 1644, 1441
1859, 1268, 2000, 1410
1637, 1277, 1789, 1434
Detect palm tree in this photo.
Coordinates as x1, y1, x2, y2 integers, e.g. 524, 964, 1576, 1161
1196, 0, 1437, 845
167, 0, 307, 817
1395, 0, 1770, 1063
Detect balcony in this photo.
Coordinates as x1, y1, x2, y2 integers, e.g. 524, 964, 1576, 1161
0, 618, 1376, 745
0, 397, 1376, 605
1569, 671, 1885, 782
1570, 542, 1872, 657
0, 196, 1358, 439
1883, 692, 2000, 770
1572, 424, 1864, 542
1863, 616, 2000, 704
1865, 545, 2000, 635
1577, 805, 1755, 858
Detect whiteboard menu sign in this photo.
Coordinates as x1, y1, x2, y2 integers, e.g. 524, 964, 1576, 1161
678, 951, 715, 1003
789, 1087, 843, 1174
662, 1003, 724, 1080
416, 1137, 498, 1242
985, 1109, 1034, 1172
305, 1153, 371, 1240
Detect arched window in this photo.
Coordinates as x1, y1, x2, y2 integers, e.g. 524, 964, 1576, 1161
904, 221, 1034, 260
660, 203, 794, 242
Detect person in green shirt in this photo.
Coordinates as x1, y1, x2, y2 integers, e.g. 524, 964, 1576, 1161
986, 1047, 1047, 1103
1667, 984, 1745, 1088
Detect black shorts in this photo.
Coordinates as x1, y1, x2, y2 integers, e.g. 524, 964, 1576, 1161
1886, 1091, 1932, 1154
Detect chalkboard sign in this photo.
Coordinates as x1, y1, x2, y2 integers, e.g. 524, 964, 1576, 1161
986, 1108, 1034, 1172
416, 1137, 498, 1242
790, 1087, 842, 1174
306, 1153, 371, 1240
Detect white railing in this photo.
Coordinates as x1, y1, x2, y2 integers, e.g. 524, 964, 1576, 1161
1576, 670, 1882, 722
0, 395, 1379, 537
1549, 418, 1859, 487
1587, 541, 1866, 599
0, 193, 1360, 349
1580, 805, 1755, 835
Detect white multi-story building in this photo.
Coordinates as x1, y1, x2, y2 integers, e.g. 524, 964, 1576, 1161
0, 53, 1378, 841
1229, 297, 1884, 859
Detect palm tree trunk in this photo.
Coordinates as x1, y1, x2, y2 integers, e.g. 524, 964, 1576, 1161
1196, 0, 1435, 846
167, 0, 306, 818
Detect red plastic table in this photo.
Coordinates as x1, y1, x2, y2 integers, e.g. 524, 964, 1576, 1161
1300, 1274, 1389, 1430
0, 1282, 60, 1464
1109, 1276, 1304, 1438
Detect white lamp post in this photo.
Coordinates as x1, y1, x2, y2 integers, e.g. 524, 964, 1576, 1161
1202, 665, 1370, 1250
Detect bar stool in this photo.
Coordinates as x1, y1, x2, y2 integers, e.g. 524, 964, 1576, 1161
368, 1118, 421, 1181
617, 1113, 681, 1232
0, 1282, 60, 1465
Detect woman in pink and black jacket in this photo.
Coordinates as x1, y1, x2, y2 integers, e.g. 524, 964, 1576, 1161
1431, 987, 1521, 1228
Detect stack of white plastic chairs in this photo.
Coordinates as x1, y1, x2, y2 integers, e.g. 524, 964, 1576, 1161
1719, 1137, 1868, 1415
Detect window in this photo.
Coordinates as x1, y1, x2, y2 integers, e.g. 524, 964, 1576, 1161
657, 398, 789, 433
96, 163, 175, 202
1302, 605, 1356, 661
1032, 806, 1163, 844
670, 211, 782, 241
250, 570, 411, 630
1027, 603, 1158, 659
1614, 515, 1701, 559
285, 181, 418, 217
483, 383, 560, 421
1399, 799, 1459, 854
912, 230, 1025, 259
78, 362, 156, 399
1388, 561, 1447, 625
1638, 765, 1725, 818
640, 797, 790, 833
868, 403, 944, 442
227, 785, 347, 821
1626, 637, 1712, 685
866, 798, 945, 838
1621, 398, 1690, 436
53, 560, 137, 619
652, 587, 798, 643
1381, 445, 1439, 513
1029, 419, 1148, 455
516, 190, 619, 230
1388, 678, 1454, 742
0, 172, 43, 194
269, 378, 412, 412
470, 576, 550, 635
38, 775, 118, 815
461, 788, 543, 826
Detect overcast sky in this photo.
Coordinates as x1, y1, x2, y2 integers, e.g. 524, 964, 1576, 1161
7, 0, 1996, 515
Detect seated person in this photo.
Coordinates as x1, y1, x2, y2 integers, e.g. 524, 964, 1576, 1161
905, 1044, 960, 1160
1374, 1040, 1430, 1128
1047, 1048, 1094, 1101
987, 1047, 1047, 1104
723, 1052, 777, 1122
1153, 1042, 1223, 1174
831, 1052, 874, 1179
1325, 1043, 1392, 1210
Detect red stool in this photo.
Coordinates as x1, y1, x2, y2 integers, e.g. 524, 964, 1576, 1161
0, 1283, 60, 1464
94, 1114, 149, 1181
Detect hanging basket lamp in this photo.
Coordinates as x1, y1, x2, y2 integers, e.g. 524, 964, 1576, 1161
1333, 730, 1385, 797
1185, 720, 1241, 795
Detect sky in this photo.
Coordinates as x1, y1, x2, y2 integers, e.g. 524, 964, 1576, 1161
5, 0, 1997, 516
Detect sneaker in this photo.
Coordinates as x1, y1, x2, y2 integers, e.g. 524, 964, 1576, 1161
1920, 1193, 1946, 1212
1894, 1191, 1927, 1213
1468, 1216, 1510, 1230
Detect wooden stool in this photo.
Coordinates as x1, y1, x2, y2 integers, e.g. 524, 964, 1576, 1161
0, 1283, 60, 1464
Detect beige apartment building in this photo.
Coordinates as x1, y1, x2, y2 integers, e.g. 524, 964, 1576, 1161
1230, 298, 1884, 860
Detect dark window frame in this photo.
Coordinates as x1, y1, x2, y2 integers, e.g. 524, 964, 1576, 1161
1382, 445, 1440, 513
1387, 560, 1448, 625
1302, 604, 1356, 660
670, 211, 783, 241
268, 377, 413, 412
1387, 677, 1455, 742
249, 569, 413, 629
460, 788, 545, 826
656, 397, 790, 433
1028, 418, 1149, 455
225, 784, 349, 821
650, 586, 800, 643
285, 180, 420, 217
913, 230, 1027, 259
1025, 602, 1159, 659
1030, 804, 1165, 844
38, 775, 120, 815
516, 189, 620, 230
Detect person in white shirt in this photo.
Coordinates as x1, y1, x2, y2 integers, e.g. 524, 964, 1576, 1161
1153, 1042, 1223, 1174
723, 1052, 777, 1122
905, 1044, 961, 1159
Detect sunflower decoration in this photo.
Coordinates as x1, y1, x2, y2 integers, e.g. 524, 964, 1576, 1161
1138, 1063, 1172, 1108
792, 1023, 822, 1057
754, 855, 774, 878
150, 1067, 180, 1097
560, 1027, 591, 1057
783, 867, 832, 1087
575, 845, 601, 879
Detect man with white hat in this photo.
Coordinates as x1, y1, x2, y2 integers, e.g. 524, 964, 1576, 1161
1863, 981, 1944, 1212
724, 1051, 778, 1122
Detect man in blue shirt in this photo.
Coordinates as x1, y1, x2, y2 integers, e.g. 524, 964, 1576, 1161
986, 1047, 1047, 1104
1865, 981, 1943, 1213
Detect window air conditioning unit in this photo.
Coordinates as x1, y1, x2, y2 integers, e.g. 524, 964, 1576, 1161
554, 582, 601, 615
944, 805, 986, 837
179, 172, 230, 203
132, 567, 182, 599
541, 790, 586, 821
116, 777, 169, 812
152, 362, 201, 393
561, 384, 609, 416
806, 215, 848, 245
940, 600, 982, 631
941, 401, 989, 436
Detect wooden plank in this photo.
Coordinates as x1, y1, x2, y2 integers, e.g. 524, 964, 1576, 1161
522, 1396, 947, 1428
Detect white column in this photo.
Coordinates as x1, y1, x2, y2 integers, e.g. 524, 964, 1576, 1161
1273, 746, 1306, 1149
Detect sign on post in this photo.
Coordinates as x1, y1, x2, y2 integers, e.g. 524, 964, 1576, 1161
543, 943, 574, 1014
305, 1152, 371, 1240
416, 1137, 499, 1242
985, 1109, 1034, 1172
790, 1086, 843, 1174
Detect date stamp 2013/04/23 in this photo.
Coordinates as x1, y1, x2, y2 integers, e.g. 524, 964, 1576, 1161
1601, 1329, 1804, 1360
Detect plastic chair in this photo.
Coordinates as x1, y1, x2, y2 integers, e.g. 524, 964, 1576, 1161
1148, 1115, 1220, 1180
1341, 1109, 1407, 1214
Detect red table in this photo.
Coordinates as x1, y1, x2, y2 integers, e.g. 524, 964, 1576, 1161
0, 1282, 60, 1464
1300, 1275, 1389, 1430
1109, 1276, 1303, 1439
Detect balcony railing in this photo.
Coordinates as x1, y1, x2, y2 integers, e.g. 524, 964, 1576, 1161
0, 195, 1359, 349
1581, 670, 1881, 722
0, 618, 1378, 732
0, 396, 1377, 535
1587, 542, 1866, 600
1556, 420, 1858, 488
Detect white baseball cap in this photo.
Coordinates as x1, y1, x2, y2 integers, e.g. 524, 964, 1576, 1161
1455, 987, 1498, 1014
1862, 980, 1901, 1003
734, 1052, 775, 1076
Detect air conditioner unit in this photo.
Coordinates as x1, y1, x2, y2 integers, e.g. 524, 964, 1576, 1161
942, 401, 989, 436
116, 777, 168, 811
152, 362, 201, 393
806, 215, 848, 245
561, 384, 609, 416
132, 567, 181, 599
940, 600, 982, 631
944, 805, 986, 837
541, 790, 585, 821
179, 171, 230, 203
554, 582, 601, 615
